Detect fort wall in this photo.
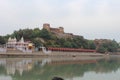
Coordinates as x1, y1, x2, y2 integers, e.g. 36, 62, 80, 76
42, 23, 80, 39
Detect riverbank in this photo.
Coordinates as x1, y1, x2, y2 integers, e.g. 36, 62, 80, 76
0, 51, 105, 58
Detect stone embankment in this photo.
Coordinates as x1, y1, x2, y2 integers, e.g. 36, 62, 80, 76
0, 51, 104, 58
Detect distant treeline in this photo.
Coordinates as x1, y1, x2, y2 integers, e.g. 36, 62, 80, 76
0, 28, 119, 53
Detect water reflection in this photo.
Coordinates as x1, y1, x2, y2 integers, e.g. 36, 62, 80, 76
0, 75, 12, 80
0, 56, 120, 80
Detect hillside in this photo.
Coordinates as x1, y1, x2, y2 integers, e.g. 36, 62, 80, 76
0, 23, 119, 53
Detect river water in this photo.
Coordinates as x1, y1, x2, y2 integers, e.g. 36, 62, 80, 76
0, 55, 120, 80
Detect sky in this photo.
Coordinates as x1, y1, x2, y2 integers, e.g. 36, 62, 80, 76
0, 0, 120, 42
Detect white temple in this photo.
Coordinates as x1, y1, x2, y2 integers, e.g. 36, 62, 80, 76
6, 37, 33, 53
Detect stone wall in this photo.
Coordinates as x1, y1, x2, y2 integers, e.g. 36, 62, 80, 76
43, 23, 64, 34
43, 23, 50, 31
42, 23, 76, 38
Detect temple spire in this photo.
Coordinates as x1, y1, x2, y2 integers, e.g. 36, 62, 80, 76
20, 37, 24, 43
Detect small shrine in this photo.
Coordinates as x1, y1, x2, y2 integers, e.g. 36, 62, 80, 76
6, 37, 33, 52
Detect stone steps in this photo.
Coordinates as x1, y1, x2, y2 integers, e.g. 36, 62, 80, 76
7, 49, 22, 53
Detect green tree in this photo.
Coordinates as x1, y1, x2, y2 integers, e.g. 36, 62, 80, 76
40, 29, 52, 40
107, 40, 119, 52
0, 36, 6, 45
55, 38, 64, 47
32, 38, 42, 48
73, 36, 88, 48
97, 40, 119, 53
87, 40, 96, 49
97, 45, 107, 53
13, 29, 23, 41
22, 29, 34, 41
63, 41, 72, 48
13, 29, 34, 41
4, 34, 11, 42
33, 28, 41, 38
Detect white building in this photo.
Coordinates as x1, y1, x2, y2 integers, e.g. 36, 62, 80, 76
6, 37, 33, 53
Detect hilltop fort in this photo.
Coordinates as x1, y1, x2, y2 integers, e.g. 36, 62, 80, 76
43, 23, 80, 38
43, 23, 64, 34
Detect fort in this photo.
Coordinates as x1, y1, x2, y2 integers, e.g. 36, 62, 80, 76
43, 23, 64, 34
43, 23, 75, 38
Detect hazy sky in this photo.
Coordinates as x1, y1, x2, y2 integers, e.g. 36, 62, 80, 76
0, 0, 120, 42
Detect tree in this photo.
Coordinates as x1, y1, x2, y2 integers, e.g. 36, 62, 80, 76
40, 29, 52, 40
33, 28, 41, 38
107, 40, 119, 52
87, 40, 96, 49
22, 29, 34, 41
63, 41, 72, 48
97, 40, 119, 53
97, 45, 107, 53
0, 36, 6, 45
55, 38, 65, 47
72, 36, 88, 48
13, 31, 21, 41
32, 38, 42, 48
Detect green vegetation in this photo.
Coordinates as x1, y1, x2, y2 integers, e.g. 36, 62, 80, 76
0, 28, 120, 53
0, 36, 6, 45
97, 40, 119, 53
